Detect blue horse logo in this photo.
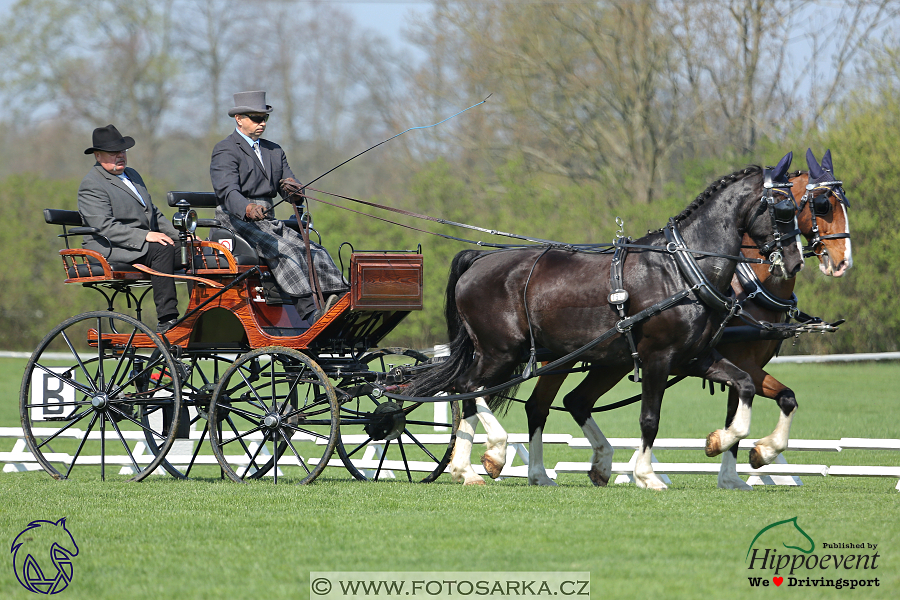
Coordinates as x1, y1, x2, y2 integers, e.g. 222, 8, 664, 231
746, 516, 815, 560
11, 518, 79, 594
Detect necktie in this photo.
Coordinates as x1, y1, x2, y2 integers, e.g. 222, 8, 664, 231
118, 174, 145, 206
253, 141, 266, 173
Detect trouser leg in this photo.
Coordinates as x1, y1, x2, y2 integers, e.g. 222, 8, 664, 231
295, 293, 317, 320
138, 242, 179, 319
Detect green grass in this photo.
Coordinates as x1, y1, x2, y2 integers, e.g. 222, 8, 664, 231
1, 358, 899, 599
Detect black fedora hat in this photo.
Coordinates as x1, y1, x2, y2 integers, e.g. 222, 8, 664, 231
84, 124, 135, 155
228, 91, 274, 117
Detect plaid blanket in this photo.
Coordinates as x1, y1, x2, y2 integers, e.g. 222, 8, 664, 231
215, 203, 348, 297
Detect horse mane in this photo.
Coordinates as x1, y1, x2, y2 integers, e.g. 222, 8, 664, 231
670, 165, 763, 225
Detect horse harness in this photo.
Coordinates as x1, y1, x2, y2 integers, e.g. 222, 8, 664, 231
798, 177, 851, 256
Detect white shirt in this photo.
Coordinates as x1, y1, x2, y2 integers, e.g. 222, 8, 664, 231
235, 128, 266, 172
117, 173, 145, 206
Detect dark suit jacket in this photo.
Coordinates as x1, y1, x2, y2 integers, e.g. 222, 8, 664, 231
78, 164, 178, 263
209, 131, 297, 218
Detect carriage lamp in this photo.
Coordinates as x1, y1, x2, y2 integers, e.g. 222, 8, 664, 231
173, 202, 198, 234
173, 200, 199, 267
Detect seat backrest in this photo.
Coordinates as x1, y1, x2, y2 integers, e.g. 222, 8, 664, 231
167, 191, 218, 208
44, 209, 84, 226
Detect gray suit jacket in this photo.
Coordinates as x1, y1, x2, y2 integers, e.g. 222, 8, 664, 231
210, 131, 297, 218
78, 164, 178, 263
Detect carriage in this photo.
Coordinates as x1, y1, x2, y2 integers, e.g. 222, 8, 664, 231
21, 191, 459, 484
20, 149, 850, 489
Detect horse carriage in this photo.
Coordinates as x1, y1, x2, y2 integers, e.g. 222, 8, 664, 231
19, 149, 850, 489
21, 191, 459, 483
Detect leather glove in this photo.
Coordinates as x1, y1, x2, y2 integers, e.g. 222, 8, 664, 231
280, 178, 304, 201
245, 203, 267, 221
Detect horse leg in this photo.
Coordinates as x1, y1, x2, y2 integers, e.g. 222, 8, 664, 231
749, 374, 797, 469
475, 392, 508, 479
718, 387, 753, 491
694, 354, 756, 458
564, 366, 629, 487
448, 399, 485, 485
524, 365, 571, 486
634, 361, 671, 491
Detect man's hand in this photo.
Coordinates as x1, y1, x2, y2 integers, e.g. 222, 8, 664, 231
146, 231, 175, 245
245, 203, 267, 221
280, 178, 304, 200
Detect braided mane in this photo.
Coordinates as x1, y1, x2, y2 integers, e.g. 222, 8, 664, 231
670, 165, 762, 224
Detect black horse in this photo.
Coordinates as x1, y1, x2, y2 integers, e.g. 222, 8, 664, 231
408, 159, 805, 489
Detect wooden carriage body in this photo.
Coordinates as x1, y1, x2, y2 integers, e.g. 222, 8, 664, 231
47, 194, 424, 356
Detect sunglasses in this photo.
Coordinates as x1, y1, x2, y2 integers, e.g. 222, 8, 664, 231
242, 114, 269, 123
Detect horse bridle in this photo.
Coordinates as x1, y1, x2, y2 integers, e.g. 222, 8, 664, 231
797, 178, 851, 257
745, 172, 802, 272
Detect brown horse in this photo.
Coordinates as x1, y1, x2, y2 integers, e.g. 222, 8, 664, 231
714, 148, 851, 489
408, 157, 805, 489
518, 149, 851, 489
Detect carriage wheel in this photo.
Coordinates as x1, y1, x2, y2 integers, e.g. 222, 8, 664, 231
19, 311, 182, 481
208, 347, 339, 484
336, 348, 460, 483
140, 353, 236, 479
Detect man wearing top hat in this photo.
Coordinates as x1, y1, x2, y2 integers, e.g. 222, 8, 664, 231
78, 124, 181, 333
210, 90, 347, 323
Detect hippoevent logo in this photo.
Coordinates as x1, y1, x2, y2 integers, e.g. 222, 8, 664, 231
11, 518, 79, 594
745, 517, 881, 590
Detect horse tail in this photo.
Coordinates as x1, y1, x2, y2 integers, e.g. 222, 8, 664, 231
405, 250, 484, 398
405, 322, 475, 397
445, 249, 485, 341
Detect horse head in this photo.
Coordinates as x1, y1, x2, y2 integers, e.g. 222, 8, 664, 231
794, 149, 852, 276
744, 152, 805, 279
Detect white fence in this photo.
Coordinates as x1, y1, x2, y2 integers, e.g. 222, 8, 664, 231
3, 427, 898, 490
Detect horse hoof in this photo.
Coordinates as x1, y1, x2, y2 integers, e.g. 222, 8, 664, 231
588, 467, 610, 487
705, 431, 723, 457
528, 476, 558, 487
749, 446, 766, 470
463, 477, 486, 486
635, 476, 667, 491
481, 454, 504, 479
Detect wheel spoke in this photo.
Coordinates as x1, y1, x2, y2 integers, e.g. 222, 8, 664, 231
225, 415, 265, 473
397, 439, 412, 482
184, 422, 209, 478
238, 430, 269, 478
374, 439, 390, 481
32, 363, 94, 397
33, 409, 93, 450
65, 412, 99, 479
403, 430, 441, 463
108, 412, 141, 474
59, 330, 98, 393
279, 428, 311, 475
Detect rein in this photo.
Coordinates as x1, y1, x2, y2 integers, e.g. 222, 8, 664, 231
282, 184, 774, 265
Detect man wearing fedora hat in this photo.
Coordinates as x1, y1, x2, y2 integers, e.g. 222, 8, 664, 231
78, 124, 181, 333
210, 90, 347, 322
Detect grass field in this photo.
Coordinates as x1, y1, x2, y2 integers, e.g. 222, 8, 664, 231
1, 357, 898, 599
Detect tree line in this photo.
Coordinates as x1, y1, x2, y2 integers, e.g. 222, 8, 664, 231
0, 0, 898, 353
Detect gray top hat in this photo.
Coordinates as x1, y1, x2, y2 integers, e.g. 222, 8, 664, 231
228, 91, 274, 117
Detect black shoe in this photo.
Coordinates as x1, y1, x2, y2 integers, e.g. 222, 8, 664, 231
156, 318, 179, 334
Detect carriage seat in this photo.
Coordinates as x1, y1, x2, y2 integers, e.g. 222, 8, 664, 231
167, 191, 261, 266
43, 209, 145, 279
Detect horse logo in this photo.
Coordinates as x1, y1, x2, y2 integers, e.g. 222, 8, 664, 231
746, 516, 815, 560
11, 518, 79, 594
